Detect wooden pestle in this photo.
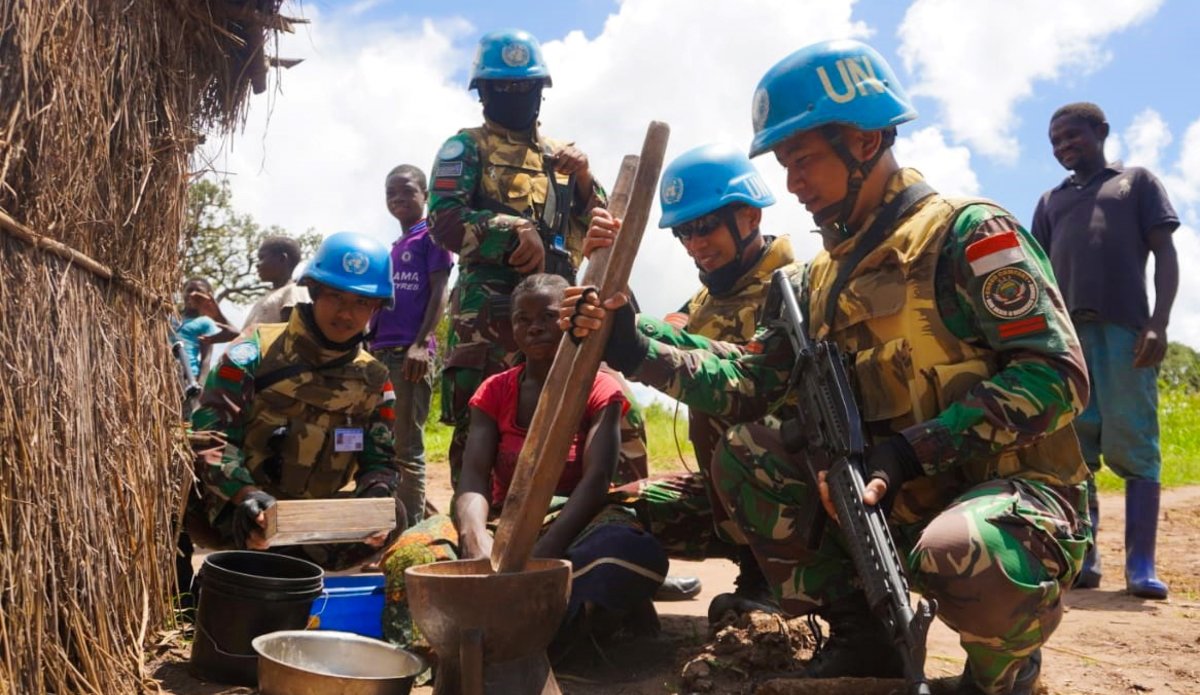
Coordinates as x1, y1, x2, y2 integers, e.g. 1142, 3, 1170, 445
491, 122, 670, 574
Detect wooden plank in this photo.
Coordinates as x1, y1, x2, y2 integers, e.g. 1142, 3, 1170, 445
262, 498, 396, 545
491, 122, 669, 573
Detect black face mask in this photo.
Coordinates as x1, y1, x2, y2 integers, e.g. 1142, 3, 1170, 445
482, 83, 543, 131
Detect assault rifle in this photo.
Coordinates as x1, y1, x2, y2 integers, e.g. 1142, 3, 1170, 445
537, 145, 577, 282
483, 150, 578, 284
769, 268, 936, 695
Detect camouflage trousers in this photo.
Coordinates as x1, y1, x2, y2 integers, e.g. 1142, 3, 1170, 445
609, 473, 741, 561
441, 364, 650, 489
713, 422, 1091, 695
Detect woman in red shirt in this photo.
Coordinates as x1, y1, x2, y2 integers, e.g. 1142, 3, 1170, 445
382, 274, 667, 658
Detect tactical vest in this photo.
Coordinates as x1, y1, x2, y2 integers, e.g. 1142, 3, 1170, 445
241, 322, 389, 500
687, 235, 795, 343
805, 193, 1086, 518
461, 125, 585, 266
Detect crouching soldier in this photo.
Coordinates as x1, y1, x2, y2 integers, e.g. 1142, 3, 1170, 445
187, 232, 404, 571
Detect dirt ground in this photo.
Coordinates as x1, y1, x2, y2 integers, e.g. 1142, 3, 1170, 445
152, 468, 1200, 694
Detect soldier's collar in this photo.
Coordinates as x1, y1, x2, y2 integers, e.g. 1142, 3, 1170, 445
482, 117, 541, 145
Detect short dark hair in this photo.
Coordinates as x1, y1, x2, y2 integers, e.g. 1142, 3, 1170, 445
258, 235, 303, 268
386, 164, 428, 195
1051, 102, 1107, 129
512, 273, 568, 307
183, 277, 212, 293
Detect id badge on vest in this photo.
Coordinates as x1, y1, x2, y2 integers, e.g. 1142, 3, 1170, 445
334, 427, 364, 452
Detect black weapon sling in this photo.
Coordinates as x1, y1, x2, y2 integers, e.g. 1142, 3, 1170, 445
821, 181, 936, 333
253, 349, 359, 393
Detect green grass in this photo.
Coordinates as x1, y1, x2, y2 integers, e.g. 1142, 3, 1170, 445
1095, 386, 1200, 492
425, 374, 1200, 492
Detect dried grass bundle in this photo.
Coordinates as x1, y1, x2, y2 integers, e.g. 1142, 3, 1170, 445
0, 1, 296, 692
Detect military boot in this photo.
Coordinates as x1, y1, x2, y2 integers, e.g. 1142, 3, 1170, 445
707, 546, 781, 624
802, 592, 904, 679
1073, 476, 1101, 589
957, 649, 1041, 695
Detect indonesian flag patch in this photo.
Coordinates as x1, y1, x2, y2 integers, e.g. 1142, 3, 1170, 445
381, 380, 396, 403
966, 231, 1026, 276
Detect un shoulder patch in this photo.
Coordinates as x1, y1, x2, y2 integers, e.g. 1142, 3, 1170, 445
227, 341, 259, 366
438, 139, 465, 160
981, 267, 1038, 319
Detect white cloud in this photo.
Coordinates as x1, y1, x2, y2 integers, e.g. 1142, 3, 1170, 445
205, 1, 987, 325
897, 0, 1163, 163
1123, 108, 1172, 171
1134, 114, 1200, 350
201, 8, 479, 251
892, 126, 979, 197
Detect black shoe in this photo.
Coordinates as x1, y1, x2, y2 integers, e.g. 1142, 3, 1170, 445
655, 575, 702, 601
1072, 566, 1101, 589
803, 592, 904, 679
706, 590, 781, 624
957, 649, 1041, 695
707, 546, 782, 624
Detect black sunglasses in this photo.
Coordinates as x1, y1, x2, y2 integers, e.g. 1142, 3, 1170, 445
671, 213, 724, 242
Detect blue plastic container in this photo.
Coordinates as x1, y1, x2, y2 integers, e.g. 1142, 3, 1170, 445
310, 573, 387, 638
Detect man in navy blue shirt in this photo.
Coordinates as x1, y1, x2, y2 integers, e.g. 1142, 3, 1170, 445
1032, 102, 1179, 600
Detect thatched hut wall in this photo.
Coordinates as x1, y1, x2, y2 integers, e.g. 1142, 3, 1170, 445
0, 1, 289, 692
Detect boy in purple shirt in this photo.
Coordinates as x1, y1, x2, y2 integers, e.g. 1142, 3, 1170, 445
370, 165, 454, 527
1032, 102, 1179, 600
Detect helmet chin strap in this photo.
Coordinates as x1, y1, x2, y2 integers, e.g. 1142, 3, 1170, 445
815, 125, 896, 241
698, 208, 763, 296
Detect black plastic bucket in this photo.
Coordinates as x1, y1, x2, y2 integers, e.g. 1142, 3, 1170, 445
189, 550, 324, 685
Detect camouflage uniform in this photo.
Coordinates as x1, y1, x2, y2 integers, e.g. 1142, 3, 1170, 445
189, 308, 402, 570
624, 235, 795, 556
625, 170, 1092, 694
428, 120, 638, 485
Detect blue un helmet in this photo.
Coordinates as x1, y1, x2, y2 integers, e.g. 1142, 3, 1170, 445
659, 143, 775, 229
749, 39, 916, 158
749, 40, 916, 236
468, 29, 552, 89
302, 232, 395, 308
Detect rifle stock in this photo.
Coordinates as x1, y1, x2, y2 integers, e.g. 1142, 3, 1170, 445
770, 268, 936, 695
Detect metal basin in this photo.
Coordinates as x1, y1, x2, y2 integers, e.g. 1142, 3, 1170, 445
251, 630, 424, 695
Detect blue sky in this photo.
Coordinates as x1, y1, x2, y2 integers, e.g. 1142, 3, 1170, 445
212, 0, 1200, 346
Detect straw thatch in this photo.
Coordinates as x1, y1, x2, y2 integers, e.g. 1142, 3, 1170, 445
0, 1, 298, 692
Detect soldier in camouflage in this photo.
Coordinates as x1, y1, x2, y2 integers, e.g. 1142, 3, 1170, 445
587, 143, 795, 616
188, 232, 404, 571
564, 40, 1091, 695
426, 29, 648, 487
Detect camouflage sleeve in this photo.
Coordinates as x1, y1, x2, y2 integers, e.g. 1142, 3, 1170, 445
190, 333, 263, 515
636, 314, 746, 357
902, 205, 1089, 473
427, 133, 523, 265
631, 321, 795, 424
354, 379, 402, 491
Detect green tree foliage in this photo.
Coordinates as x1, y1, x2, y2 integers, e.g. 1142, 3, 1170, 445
181, 178, 322, 303
1160, 341, 1200, 393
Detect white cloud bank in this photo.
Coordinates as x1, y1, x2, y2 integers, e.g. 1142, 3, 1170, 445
1121, 111, 1200, 350
897, 0, 1163, 163
206, 0, 991, 322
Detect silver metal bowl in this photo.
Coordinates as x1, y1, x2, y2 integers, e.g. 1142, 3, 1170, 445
251, 630, 424, 695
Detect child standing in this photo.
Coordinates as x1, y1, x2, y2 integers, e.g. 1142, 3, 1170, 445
370, 165, 453, 527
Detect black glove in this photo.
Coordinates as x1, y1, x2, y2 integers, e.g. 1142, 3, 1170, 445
601, 302, 649, 376
864, 435, 923, 513
232, 489, 276, 549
